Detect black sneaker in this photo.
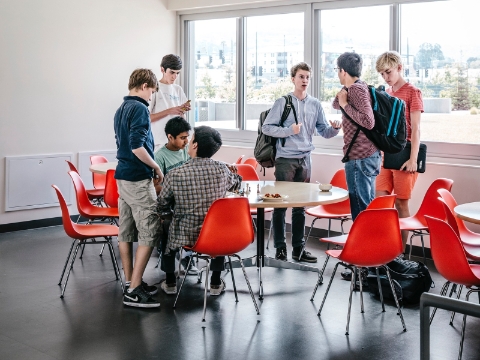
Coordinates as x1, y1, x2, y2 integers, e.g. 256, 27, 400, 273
275, 247, 288, 261
292, 247, 317, 263
123, 286, 160, 308
125, 280, 158, 296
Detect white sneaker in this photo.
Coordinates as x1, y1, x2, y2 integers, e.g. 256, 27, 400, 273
160, 280, 177, 295
210, 278, 226, 296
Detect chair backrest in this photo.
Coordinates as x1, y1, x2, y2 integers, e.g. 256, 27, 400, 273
367, 195, 396, 210
68, 171, 95, 216
90, 155, 108, 189
243, 157, 258, 170
65, 160, 79, 174
236, 164, 259, 181
235, 155, 245, 164
425, 216, 480, 287
52, 185, 80, 239
330, 168, 348, 190
104, 169, 119, 208
191, 197, 254, 258
437, 196, 460, 236
416, 178, 454, 224
339, 209, 402, 267
437, 188, 471, 236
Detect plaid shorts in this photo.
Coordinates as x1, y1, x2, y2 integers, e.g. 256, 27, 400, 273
117, 178, 160, 247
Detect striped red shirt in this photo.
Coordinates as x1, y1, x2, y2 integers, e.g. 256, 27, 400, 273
386, 82, 423, 141
332, 80, 377, 160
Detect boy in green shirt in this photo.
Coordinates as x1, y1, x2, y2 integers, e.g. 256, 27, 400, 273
154, 117, 198, 276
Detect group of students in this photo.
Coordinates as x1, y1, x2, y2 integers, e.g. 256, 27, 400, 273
113, 50, 423, 308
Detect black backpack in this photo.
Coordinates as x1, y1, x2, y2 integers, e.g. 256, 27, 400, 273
254, 95, 298, 169
341, 84, 407, 163
366, 257, 433, 304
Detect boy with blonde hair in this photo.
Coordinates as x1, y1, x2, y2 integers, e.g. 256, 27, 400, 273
375, 51, 424, 250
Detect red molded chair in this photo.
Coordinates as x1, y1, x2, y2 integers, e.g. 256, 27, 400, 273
173, 197, 260, 321
104, 169, 119, 209
305, 169, 351, 241
425, 216, 480, 360
66, 160, 104, 205
52, 185, 123, 298
316, 209, 406, 335
90, 155, 108, 190
311, 195, 396, 299
243, 157, 258, 170
399, 178, 453, 263
235, 155, 245, 164
236, 164, 274, 243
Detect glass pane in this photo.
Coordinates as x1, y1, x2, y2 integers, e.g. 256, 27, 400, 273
193, 18, 236, 129
401, 0, 480, 144
320, 6, 390, 127
246, 13, 304, 131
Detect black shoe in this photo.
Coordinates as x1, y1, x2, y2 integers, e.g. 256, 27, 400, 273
341, 271, 352, 281
292, 247, 317, 263
123, 286, 160, 308
275, 247, 288, 261
125, 280, 158, 296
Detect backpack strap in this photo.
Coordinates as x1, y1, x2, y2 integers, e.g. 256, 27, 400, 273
279, 95, 298, 147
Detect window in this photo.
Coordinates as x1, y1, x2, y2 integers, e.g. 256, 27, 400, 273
319, 6, 389, 120
401, 0, 480, 144
192, 18, 236, 129
245, 13, 304, 130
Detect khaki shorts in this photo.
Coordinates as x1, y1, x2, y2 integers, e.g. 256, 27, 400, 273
117, 178, 160, 247
376, 166, 419, 200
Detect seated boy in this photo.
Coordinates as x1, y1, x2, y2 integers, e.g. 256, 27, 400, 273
154, 116, 199, 275
158, 125, 241, 295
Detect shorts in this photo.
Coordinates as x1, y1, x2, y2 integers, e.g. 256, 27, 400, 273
117, 178, 160, 247
376, 166, 419, 200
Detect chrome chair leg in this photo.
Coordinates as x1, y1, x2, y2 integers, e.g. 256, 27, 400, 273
202, 259, 210, 322
311, 250, 331, 301
61, 242, 81, 298
345, 266, 356, 335
99, 244, 105, 256
384, 266, 407, 332
375, 267, 385, 312
408, 233, 414, 260
227, 256, 238, 302
430, 281, 451, 324
450, 285, 463, 325
358, 267, 365, 314
173, 254, 195, 309
318, 262, 340, 316
299, 218, 319, 260
79, 243, 87, 259
258, 264, 263, 300
233, 254, 260, 315
105, 239, 118, 280
107, 241, 124, 291
59, 239, 76, 285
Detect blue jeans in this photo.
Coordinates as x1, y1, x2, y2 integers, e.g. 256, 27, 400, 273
344, 150, 381, 220
272, 156, 311, 249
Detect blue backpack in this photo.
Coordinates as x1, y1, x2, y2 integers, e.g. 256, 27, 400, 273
341, 84, 407, 163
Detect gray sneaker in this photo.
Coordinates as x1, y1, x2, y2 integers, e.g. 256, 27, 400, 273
181, 256, 199, 276
210, 278, 226, 296
160, 280, 177, 295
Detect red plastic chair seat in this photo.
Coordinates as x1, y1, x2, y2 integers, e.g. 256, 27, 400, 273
398, 216, 427, 231
306, 203, 350, 219
72, 223, 119, 239
84, 206, 119, 219
86, 188, 105, 200
325, 249, 342, 258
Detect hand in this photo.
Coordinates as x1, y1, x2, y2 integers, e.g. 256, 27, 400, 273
226, 164, 238, 174
329, 120, 342, 130
401, 158, 417, 173
291, 122, 302, 134
154, 168, 164, 184
169, 105, 186, 117
336, 89, 348, 108
181, 100, 191, 112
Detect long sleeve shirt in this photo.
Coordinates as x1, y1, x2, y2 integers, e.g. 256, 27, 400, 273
262, 93, 339, 159
158, 157, 242, 250
332, 81, 377, 160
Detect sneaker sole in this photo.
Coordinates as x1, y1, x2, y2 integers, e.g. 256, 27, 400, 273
161, 288, 177, 295
292, 255, 317, 263
123, 301, 160, 308
210, 279, 226, 296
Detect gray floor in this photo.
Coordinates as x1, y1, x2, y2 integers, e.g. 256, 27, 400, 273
1, 225, 480, 360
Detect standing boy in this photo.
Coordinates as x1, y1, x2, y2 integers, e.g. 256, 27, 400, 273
158, 126, 241, 295
149, 54, 191, 151
375, 51, 424, 250
262, 62, 341, 263
114, 68, 163, 308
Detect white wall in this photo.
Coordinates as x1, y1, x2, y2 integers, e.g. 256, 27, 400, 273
0, 0, 176, 224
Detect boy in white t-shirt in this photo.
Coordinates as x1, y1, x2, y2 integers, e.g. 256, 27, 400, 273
149, 54, 191, 151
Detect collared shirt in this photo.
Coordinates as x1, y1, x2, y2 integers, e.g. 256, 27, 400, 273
158, 157, 242, 250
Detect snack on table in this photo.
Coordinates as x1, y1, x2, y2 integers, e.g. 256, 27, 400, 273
264, 193, 282, 198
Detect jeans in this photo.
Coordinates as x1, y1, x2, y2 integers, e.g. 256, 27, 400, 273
272, 156, 311, 249
344, 150, 381, 220
160, 218, 225, 273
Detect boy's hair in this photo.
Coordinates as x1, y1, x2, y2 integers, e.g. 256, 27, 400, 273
291, 62, 312, 77
192, 126, 222, 158
165, 116, 192, 138
376, 51, 403, 72
128, 69, 158, 91
161, 54, 183, 71
337, 52, 363, 78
